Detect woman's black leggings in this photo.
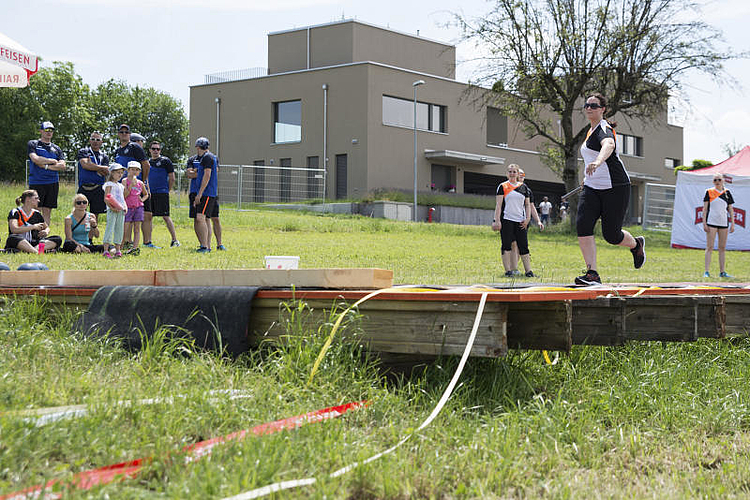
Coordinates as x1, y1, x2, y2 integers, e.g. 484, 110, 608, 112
576, 184, 630, 244
500, 219, 529, 254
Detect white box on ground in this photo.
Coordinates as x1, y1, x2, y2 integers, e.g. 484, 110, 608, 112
264, 256, 300, 269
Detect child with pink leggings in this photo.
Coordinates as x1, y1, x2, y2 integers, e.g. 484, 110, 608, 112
123, 161, 149, 254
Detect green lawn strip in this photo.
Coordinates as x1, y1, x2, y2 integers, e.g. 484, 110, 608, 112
1, 182, 749, 498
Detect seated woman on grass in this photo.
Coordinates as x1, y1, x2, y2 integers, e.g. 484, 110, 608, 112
5, 189, 62, 253
61, 194, 104, 253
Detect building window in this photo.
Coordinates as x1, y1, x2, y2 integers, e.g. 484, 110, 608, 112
274, 100, 301, 143
616, 133, 643, 157
486, 107, 508, 146
664, 158, 681, 169
382, 95, 446, 133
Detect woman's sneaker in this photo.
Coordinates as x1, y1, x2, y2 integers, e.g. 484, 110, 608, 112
720, 271, 733, 278
631, 236, 646, 269
575, 269, 601, 285
703, 271, 710, 278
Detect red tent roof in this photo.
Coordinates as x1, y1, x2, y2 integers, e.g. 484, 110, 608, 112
692, 145, 750, 175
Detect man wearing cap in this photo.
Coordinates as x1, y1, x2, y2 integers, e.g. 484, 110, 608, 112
76, 131, 110, 222
186, 137, 218, 253
27, 121, 66, 225
114, 124, 150, 185
146, 140, 179, 247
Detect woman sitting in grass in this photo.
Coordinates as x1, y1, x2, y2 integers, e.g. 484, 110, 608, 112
61, 194, 103, 253
5, 189, 62, 253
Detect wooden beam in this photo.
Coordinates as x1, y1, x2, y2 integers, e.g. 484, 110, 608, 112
506, 301, 572, 351
725, 295, 750, 334
249, 298, 507, 358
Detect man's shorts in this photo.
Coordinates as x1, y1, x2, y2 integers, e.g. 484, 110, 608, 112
210, 198, 219, 218
189, 192, 217, 219
148, 192, 170, 217
78, 184, 106, 214
125, 206, 145, 223
29, 183, 58, 209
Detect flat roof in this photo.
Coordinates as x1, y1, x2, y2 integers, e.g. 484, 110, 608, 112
425, 150, 505, 166
268, 18, 454, 49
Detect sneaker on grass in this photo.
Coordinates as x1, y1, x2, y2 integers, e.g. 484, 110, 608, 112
631, 236, 646, 269
575, 269, 601, 285
525, 270, 535, 278
196, 246, 211, 253
170, 240, 180, 247
217, 244, 227, 251
143, 242, 161, 249
720, 271, 733, 278
703, 271, 711, 278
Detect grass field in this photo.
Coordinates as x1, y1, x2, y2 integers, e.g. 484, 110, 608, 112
1, 182, 749, 499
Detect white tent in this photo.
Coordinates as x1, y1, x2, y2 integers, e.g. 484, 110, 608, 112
671, 146, 750, 251
0, 31, 38, 88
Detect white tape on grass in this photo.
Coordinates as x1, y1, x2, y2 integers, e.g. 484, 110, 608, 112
222, 292, 489, 500
8, 389, 253, 426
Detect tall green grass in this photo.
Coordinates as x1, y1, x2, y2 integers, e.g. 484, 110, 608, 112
1, 182, 749, 498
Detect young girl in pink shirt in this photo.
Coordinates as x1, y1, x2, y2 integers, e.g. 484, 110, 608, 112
123, 161, 149, 254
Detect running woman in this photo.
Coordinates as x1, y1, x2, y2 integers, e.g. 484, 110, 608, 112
575, 93, 645, 285
703, 173, 735, 278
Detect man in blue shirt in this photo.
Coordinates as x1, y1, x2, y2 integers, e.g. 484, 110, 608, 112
76, 131, 110, 222
27, 121, 66, 225
186, 137, 218, 253
146, 140, 179, 247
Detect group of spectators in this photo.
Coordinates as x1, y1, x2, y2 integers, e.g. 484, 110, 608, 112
5, 121, 225, 256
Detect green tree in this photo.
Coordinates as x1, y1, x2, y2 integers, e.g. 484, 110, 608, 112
0, 62, 188, 182
455, 0, 739, 224
88, 81, 188, 164
0, 61, 90, 181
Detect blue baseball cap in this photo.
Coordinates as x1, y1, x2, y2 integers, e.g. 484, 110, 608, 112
195, 137, 210, 149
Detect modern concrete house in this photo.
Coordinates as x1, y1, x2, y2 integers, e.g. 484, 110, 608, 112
189, 19, 683, 223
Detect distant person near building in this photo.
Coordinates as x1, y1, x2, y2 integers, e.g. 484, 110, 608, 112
147, 141, 180, 247
186, 137, 218, 253
575, 93, 645, 286
492, 163, 535, 277
76, 131, 110, 222
539, 196, 552, 225
27, 121, 66, 226
703, 173, 735, 278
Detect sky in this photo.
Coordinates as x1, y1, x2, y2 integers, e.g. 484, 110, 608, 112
3, 0, 749, 165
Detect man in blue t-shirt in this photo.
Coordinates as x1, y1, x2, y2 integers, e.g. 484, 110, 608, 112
113, 124, 150, 185
27, 121, 67, 225
185, 137, 218, 253
76, 131, 110, 221
145, 140, 179, 247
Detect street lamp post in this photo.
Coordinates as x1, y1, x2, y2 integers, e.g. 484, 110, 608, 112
412, 80, 425, 222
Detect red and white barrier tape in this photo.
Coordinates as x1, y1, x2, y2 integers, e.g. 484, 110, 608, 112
0, 400, 367, 500
222, 292, 489, 500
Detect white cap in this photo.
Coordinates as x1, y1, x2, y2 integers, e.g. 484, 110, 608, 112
127, 161, 141, 170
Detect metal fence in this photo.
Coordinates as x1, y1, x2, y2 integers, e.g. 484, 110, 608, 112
215, 164, 325, 208
642, 182, 676, 232
26, 161, 326, 209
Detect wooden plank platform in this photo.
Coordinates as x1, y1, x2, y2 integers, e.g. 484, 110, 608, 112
0, 268, 393, 289
1, 276, 749, 357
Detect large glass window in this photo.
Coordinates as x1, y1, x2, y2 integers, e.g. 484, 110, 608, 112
616, 133, 643, 157
274, 100, 301, 143
486, 107, 508, 146
382, 95, 446, 133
